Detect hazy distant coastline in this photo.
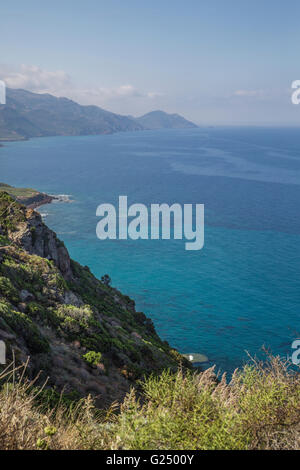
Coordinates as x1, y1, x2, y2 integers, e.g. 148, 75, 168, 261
0, 88, 197, 143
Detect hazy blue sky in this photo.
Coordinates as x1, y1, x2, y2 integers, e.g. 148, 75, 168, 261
1, 0, 300, 125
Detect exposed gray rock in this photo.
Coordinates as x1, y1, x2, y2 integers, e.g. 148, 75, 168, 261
0, 328, 16, 340
63, 290, 83, 307
9, 209, 73, 280
19, 289, 35, 302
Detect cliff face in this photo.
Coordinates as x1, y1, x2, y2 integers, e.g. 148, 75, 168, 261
7, 207, 73, 280
0, 192, 189, 405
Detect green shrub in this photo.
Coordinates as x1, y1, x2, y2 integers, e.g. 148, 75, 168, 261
82, 351, 102, 366
0, 235, 9, 246
0, 192, 26, 232
32, 386, 81, 412
0, 301, 49, 354
0, 276, 19, 304
101, 274, 111, 287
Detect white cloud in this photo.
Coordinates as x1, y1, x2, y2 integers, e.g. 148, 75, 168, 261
114, 85, 142, 97
0, 64, 163, 109
233, 89, 265, 97
147, 91, 164, 98
87, 84, 143, 99
0, 64, 71, 92
75, 85, 164, 101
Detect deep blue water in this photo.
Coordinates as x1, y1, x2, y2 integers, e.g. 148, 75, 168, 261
1, 127, 300, 373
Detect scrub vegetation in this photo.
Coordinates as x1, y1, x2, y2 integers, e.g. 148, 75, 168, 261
0, 356, 299, 450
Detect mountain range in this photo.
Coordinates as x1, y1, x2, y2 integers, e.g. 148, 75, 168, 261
0, 88, 197, 141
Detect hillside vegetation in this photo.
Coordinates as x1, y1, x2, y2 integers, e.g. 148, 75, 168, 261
0, 356, 299, 450
0, 191, 188, 406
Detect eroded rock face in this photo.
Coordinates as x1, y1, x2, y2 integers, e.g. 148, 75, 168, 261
9, 209, 73, 280
63, 290, 83, 307
19, 193, 54, 209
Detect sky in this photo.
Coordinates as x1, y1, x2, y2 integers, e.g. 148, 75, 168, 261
1, 0, 300, 125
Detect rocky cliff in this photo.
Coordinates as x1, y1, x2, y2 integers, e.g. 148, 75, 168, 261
0, 192, 189, 406
0, 183, 55, 209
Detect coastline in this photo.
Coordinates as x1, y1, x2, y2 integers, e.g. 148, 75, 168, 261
0, 183, 70, 210
21, 192, 55, 209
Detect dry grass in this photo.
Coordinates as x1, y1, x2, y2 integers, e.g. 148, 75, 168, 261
0, 359, 111, 450
0, 356, 299, 450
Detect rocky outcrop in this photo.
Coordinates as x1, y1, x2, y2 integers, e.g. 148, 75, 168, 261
8, 207, 73, 280
0, 183, 55, 209
18, 193, 54, 209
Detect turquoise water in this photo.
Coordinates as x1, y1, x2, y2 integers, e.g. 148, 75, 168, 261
1, 127, 300, 372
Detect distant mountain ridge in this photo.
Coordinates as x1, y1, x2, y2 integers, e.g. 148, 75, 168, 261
0, 88, 143, 141
0, 88, 197, 141
134, 110, 198, 130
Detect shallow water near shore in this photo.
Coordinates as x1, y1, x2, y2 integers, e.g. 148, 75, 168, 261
1, 127, 300, 373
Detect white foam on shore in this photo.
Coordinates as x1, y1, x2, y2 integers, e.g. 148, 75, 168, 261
50, 194, 74, 203
182, 353, 209, 364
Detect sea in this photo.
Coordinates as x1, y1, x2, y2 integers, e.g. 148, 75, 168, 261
1, 127, 299, 373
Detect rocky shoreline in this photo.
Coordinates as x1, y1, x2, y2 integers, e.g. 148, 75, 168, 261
19, 192, 55, 209
0, 183, 72, 209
